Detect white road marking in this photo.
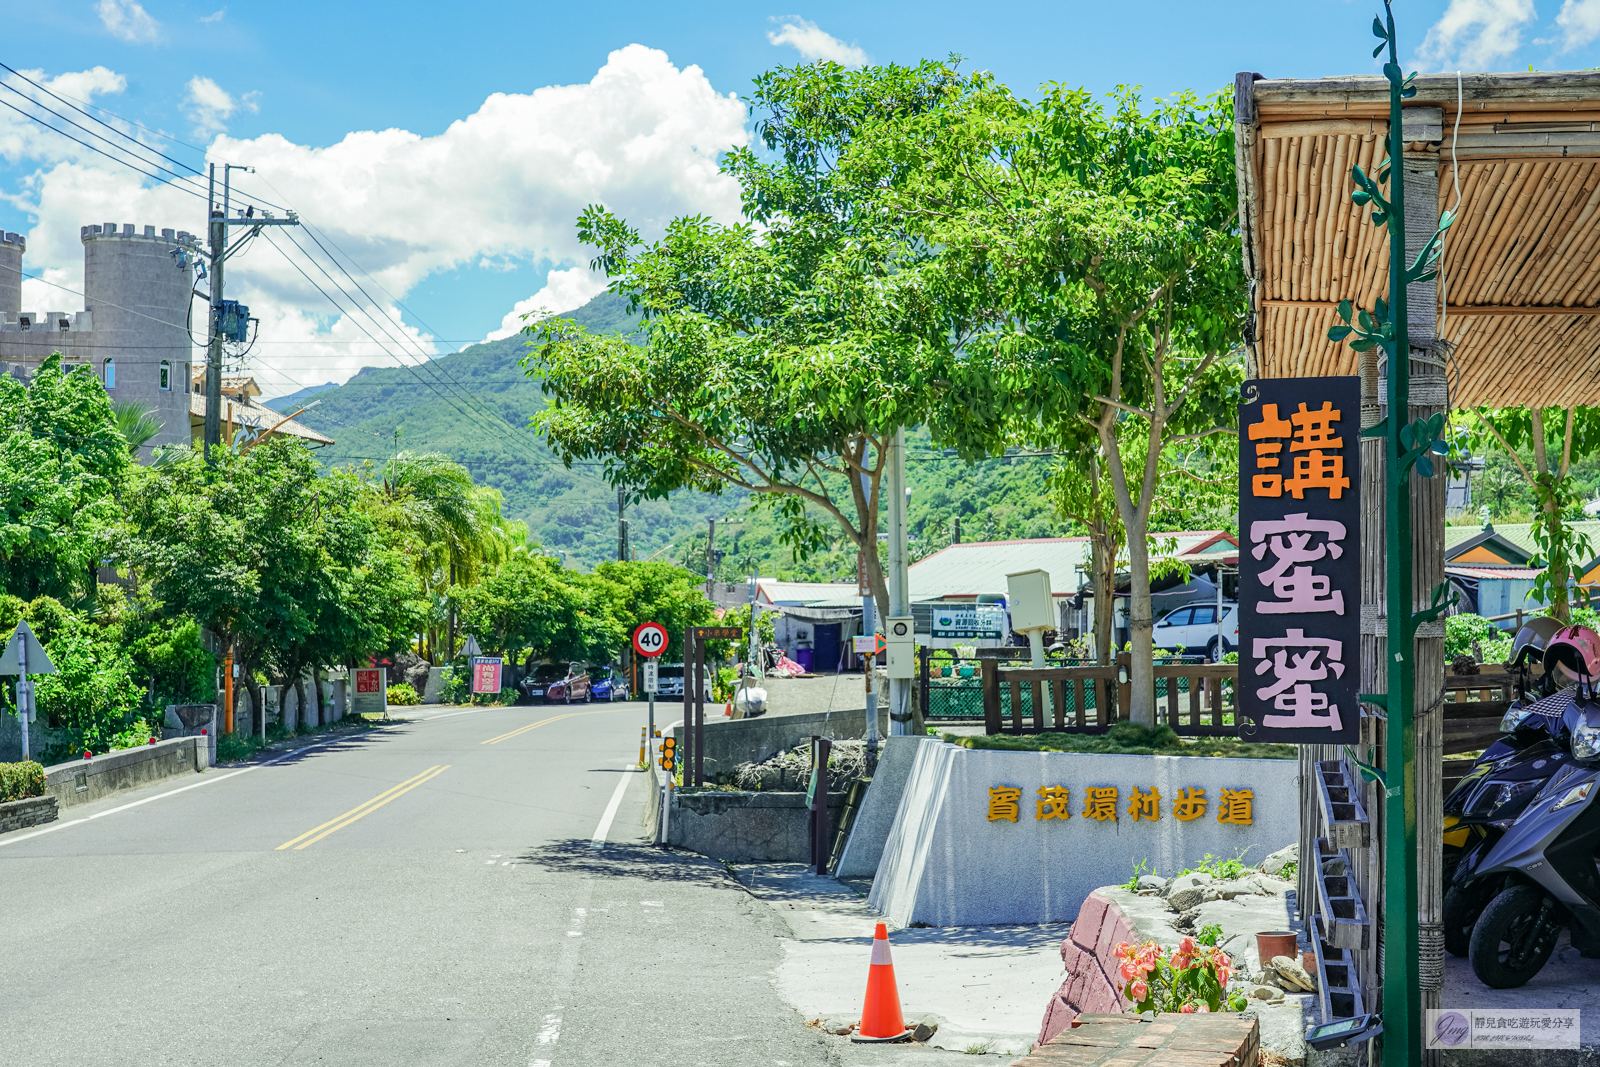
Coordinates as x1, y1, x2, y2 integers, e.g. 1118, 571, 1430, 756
0, 735, 345, 851
589, 764, 637, 849
528, 906, 588, 1065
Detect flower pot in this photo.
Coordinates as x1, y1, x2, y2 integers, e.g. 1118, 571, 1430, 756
1256, 931, 1297, 965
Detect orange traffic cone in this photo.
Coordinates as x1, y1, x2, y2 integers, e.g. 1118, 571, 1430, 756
852, 922, 910, 1042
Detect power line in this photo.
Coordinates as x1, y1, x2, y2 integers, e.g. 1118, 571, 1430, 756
0, 79, 211, 198
260, 231, 550, 463
0, 95, 207, 202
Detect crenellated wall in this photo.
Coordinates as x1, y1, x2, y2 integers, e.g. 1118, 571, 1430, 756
0, 223, 202, 458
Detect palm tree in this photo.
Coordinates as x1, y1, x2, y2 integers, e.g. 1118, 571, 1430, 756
377, 451, 525, 661
112, 400, 163, 456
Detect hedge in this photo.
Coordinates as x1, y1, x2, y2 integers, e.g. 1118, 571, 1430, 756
0, 760, 46, 802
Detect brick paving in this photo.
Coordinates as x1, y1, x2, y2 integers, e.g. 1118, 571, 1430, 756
1014, 1012, 1258, 1067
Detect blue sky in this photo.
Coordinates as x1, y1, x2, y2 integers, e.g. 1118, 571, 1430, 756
3, 0, 1598, 395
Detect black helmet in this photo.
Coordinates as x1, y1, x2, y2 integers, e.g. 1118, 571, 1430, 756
1511, 616, 1566, 669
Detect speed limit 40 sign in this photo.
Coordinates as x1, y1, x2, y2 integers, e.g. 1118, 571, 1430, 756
633, 622, 668, 658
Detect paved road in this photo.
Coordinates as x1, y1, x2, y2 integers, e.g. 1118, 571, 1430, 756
0, 705, 837, 1067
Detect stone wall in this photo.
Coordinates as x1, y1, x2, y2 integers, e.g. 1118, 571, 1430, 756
668, 789, 845, 862
0, 794, 58, 835
671, 706, 890, 781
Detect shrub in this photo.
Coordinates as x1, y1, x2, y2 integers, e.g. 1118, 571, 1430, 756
439, 667, 468, 704
215, 732, 263, 763
387, 682, 420, 706
0, 760, 45, 801
1112, 938, 1247, 1013
108, 718, 155, 751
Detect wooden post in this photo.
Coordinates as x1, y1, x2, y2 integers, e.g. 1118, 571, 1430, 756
681, 627, 694, 786
1404, 143, 1448, 1046
980, 655, 1000, 734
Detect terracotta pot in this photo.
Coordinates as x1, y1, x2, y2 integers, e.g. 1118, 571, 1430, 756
1302, 950, 1318, 975
1256, 930, 1297, 964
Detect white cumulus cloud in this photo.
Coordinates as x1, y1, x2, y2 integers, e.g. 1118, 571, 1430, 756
484, 266, 608, 342
1551, 0, 1600, 51
184, 76, 259, 137
96, 0, 161, 44
5, 47, 748, 398
200, 9, 226, 23
1414, 0, 1537, 70
767, 17, 870, 67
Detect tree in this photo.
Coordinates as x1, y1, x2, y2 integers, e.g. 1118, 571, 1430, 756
1469, 406, 1600, 622
591, 560, 719, 655
365, 451, 522, 662
527, 61, 1012, 622
112, 399, 163, 456
452, 553, 624, 667
873, 78, 1246, 721
0, 353, 129, 603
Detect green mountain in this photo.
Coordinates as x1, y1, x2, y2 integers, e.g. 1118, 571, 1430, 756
271, 292, 734, 568
277, 291, 1235, 579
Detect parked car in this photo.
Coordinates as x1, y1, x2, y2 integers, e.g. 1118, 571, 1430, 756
653, 663, 711, 700
520, 662, 571, 703
590, 666, 630, 702
546, 663, 591, 703
1151, 602, 1239, 661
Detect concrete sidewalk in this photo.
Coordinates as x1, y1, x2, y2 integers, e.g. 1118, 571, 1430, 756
734, 863, 1067, 1061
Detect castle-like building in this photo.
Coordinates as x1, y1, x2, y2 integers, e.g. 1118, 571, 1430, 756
0, 222, 330, 458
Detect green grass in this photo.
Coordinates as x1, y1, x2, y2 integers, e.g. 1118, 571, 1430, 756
943, 721, 1296, 759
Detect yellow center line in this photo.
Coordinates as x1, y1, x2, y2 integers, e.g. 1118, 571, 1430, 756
479, 707, 628, 745
481, 713, 574, 745
290, 765, 451, 850
275, 765, 445, 851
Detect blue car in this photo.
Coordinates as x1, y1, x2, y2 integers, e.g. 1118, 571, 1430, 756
589, 666, 629, 702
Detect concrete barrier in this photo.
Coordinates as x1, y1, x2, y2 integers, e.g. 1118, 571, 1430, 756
668, 789, 846, 862
671, 706, 890, 781
44, 735, 209, 811
835, 734, 940, 877
869, 745, 1298, 926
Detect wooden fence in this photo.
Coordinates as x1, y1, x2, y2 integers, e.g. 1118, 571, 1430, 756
979, 655, 1239, 737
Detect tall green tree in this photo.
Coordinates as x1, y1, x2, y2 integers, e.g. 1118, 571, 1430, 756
873, 77, 1247, 721
0, 353, 129, 603
452, 552, 624, 667
1470, 406, 1600, 622
527, 61, 1013, 621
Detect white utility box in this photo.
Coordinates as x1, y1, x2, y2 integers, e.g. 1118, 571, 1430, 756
1005, 569, 1055, 632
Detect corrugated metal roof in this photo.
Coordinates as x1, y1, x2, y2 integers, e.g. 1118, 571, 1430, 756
1447, 565, 1543, 580
907, 532, 1235, 601
1447, 522, 1600, 558
756, 580, 859, 606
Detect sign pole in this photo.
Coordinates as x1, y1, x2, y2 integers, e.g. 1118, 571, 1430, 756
17, 627, 27, 762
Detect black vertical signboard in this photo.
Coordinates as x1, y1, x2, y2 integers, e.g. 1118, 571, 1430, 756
1238, 376, 1361, 744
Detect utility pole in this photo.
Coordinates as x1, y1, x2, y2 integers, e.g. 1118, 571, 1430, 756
704, 518, 717, 598
886, 428, 910, 736
205, 162, 300, 465
617, 486, 628, 562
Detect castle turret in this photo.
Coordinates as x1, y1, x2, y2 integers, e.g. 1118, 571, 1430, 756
0, 223, 201, 459
0, 232, 23, 321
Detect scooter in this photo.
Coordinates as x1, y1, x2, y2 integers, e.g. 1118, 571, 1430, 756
1440, 619, 1572, 955
1466, 683, 1600, 988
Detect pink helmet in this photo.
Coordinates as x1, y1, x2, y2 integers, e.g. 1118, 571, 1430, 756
1544, 625, 1600, 684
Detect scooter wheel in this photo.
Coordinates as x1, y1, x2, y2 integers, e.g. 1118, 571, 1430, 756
1470, 884, 1562, 988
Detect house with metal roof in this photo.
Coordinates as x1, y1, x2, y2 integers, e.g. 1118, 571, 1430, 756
1444, 521, 1600, 621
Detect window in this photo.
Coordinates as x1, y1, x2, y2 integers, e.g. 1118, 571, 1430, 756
103, 358, 115, 389
1191, 605, 1218, 626
158, 360, 170, 391
1159, 607, 1194, 628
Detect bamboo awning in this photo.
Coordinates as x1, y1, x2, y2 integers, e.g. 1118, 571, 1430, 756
1235, 70, 1600, 407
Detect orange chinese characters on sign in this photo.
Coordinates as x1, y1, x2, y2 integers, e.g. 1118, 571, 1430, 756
1248, 402, 1350, 500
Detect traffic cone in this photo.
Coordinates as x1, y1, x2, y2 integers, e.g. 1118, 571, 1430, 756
852, 922, 910, 1042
